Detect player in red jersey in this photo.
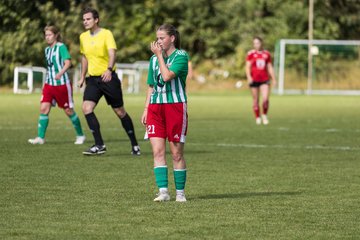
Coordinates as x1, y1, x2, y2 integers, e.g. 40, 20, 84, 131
246, 37, 276, 125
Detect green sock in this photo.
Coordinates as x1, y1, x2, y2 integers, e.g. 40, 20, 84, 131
174, 169, 187, 190
154, 166, 168, 189
69, 112, 84, 136
37, 113, 49, 139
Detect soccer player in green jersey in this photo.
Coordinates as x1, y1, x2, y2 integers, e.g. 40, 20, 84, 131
141, 24, 189, 202
28, 25, 85, 145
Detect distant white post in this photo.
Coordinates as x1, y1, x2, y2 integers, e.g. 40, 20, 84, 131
307, 0, 314, 95
278, 40, 286, 95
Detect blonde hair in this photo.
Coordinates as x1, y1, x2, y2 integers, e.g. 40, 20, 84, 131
44, 25, 62, 42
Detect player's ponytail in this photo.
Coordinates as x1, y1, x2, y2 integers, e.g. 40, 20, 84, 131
157, 24, 181, 49
44, 25, 62, 42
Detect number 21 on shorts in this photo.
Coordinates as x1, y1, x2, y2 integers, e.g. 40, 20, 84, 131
147, 125, 155, 134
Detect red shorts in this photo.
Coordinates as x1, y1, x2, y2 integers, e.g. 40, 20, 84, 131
146, 103, 188, 143
41, 83, 74, 109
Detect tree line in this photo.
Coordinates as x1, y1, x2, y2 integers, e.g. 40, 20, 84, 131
1, 0, 359, 85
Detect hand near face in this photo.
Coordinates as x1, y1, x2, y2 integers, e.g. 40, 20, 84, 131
150, 41, 162, 56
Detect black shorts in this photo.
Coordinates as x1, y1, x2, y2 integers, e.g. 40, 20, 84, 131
83, 72, 124, 108
249, 80, 270, 88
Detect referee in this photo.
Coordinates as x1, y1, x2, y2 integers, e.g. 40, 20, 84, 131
79, 7, 140, 155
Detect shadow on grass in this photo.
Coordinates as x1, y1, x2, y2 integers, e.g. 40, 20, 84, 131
195, 191, 302, 200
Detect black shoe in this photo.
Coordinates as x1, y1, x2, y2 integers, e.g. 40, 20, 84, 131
131, 145, 141, 156
83, 145, 107, 155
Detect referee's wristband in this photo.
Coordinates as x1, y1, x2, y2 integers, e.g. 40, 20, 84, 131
107, 67, 113, 71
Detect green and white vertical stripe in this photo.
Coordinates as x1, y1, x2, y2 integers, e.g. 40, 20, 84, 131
148, 49, 188, 104
45, 43, 71, 86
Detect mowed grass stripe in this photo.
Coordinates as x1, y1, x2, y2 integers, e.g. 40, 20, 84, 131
0, 92, 359, 239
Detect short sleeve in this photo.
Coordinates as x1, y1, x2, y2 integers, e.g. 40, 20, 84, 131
246, 52, 252, 61
59, 44, 71, 60
105, 30, 117, 50
169, 53, 188, 78
147, 56, 155, 86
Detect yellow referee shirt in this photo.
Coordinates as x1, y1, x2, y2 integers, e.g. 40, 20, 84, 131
80, 28, 117, 76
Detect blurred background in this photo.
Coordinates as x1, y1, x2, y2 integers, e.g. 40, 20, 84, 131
1, 0, 360, 93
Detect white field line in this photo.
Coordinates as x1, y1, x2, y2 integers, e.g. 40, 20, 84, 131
189, 143, 360, 151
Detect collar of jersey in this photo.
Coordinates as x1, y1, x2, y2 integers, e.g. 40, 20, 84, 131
89, 28, 103, 37
163, 48, 177, 59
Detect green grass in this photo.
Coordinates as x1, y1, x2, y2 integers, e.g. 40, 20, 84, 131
0, 92, 359, 239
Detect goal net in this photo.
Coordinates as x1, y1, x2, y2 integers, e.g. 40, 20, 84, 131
274, 39, 360, 95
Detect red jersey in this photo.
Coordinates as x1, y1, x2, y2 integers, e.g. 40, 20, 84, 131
246, 50, 272, 82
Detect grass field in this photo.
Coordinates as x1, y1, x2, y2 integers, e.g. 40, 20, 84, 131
0, 92, 359, 239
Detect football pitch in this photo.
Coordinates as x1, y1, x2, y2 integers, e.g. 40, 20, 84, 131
0, 92, 359, 239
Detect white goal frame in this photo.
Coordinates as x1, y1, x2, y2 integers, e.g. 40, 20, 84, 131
13, 66, 47, 94
276, 39, 360, 95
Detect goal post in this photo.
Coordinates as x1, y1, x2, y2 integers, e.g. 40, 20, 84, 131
274, 39, 360, 95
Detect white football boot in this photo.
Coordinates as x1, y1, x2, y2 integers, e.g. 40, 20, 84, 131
262, 114, 269, 125
255, 117, 262, 125
175, 191, 187, 202
74, 135, 86, 145
28, 137, 45, 145
153, 189, 170, 202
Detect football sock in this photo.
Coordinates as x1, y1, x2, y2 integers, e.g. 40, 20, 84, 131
120, 113, 138, 146
154, 166, 168, 189
68, 112, 84, 136
263, 100, 269, 115
253, 104, 260, 118
85, 112, 104, 146
174, 169, 187, 190
37, 113, 49, 139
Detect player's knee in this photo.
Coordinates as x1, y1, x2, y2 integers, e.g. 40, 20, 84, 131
82, 103, 93, 114
153, 149, 165, 159
171, 153, 184, 163
64, 108, 73, 116
113, 107, 126, 118
40, 106, 50, 114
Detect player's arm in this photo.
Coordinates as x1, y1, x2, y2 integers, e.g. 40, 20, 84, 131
186, 60, 193, 81
150, 42, 176, 82
55, 59, 71, 80
245, 60, 253, 84
101, 48, 116, 82
141, 85, 153, 126
78, 55, 88, 88
267, 62, 277, 87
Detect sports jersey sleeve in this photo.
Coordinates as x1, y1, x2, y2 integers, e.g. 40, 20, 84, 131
59, 44, 71, 60
147, 56, 155, 86
105, 30, 117, 50
246, 52, 253, 61
169, 53, 188, 78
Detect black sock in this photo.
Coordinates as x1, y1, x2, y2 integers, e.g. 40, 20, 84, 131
120, 113, 138, 146
85, 112, 104, 146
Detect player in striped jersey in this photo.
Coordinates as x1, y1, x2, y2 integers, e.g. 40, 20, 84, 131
141, 24, 189, 202
28, 25, 85, 145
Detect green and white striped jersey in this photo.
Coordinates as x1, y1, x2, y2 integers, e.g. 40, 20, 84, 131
45, 42, 71, 86
147, 49, 188, 104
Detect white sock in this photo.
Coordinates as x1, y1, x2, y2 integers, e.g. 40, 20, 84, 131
176, 189, 185, 195
159, 188, 168, 193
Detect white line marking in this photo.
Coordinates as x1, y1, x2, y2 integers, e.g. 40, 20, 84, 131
189, 143, 360, 151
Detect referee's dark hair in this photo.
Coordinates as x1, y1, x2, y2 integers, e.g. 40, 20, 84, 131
83, 7, 100, 23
